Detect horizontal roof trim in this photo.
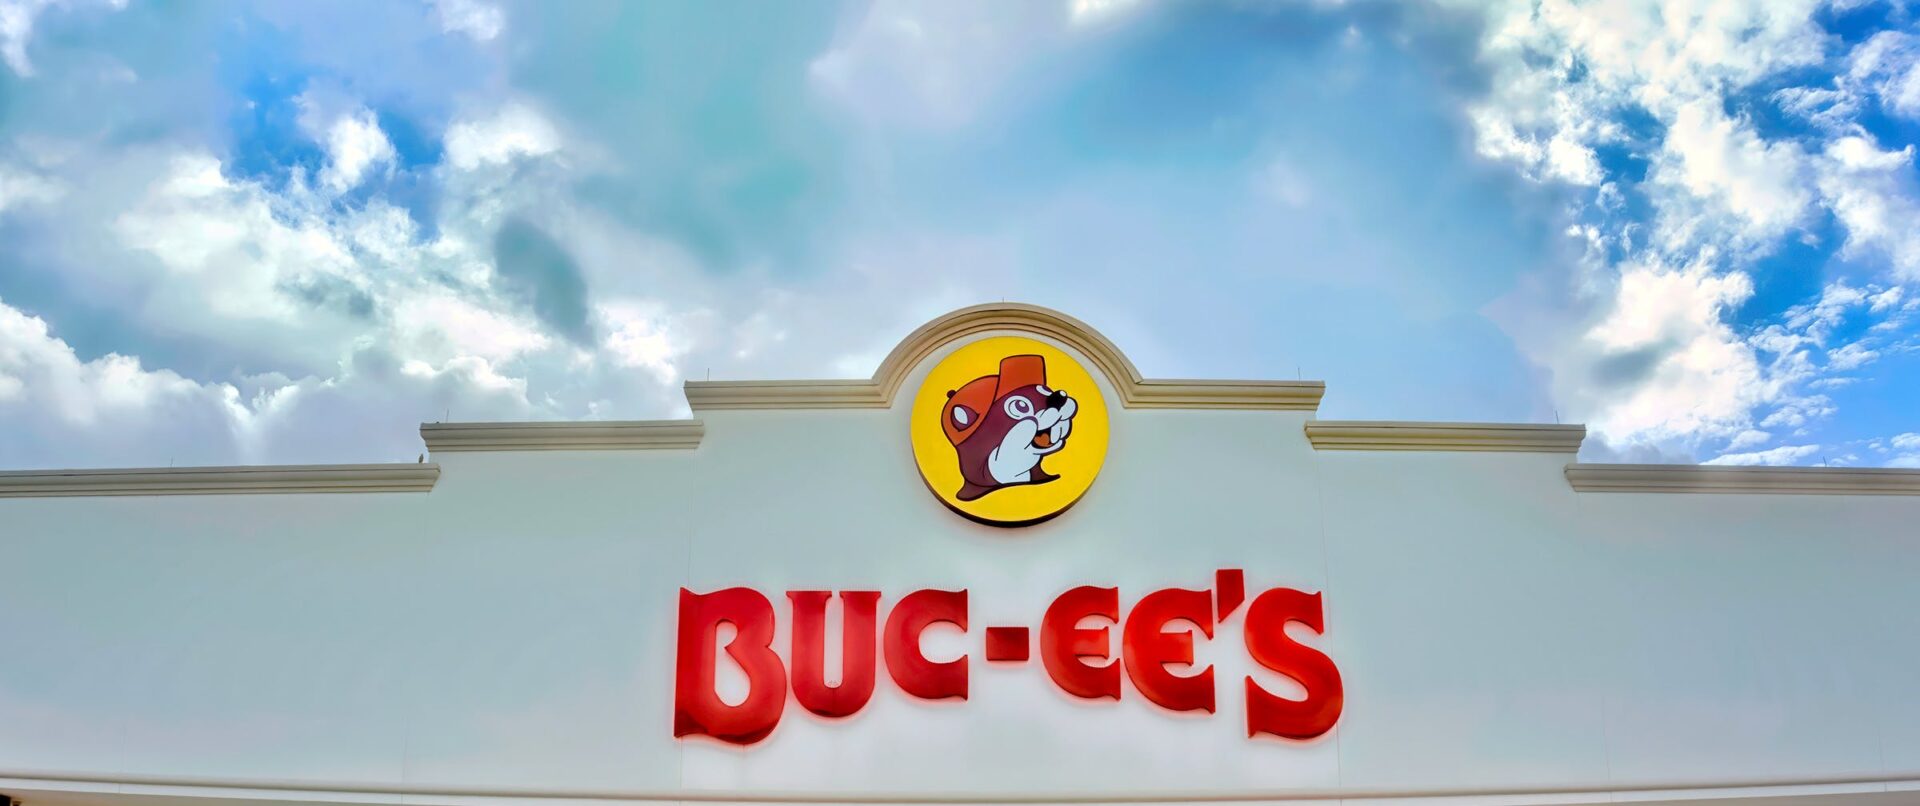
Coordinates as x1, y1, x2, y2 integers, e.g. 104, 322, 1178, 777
1566, 463, 1920, 495
0, 463, 439, 498
1307, 421, 1586, 453
422, 420, 703, 452
684, 303, 1324, 412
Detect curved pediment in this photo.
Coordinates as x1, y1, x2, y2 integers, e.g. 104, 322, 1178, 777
681, 302, 1325, 411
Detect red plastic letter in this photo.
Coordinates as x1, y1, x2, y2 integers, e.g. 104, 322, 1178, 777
1122, 587, 1216, 712
1040, 585, 1121, 700
883, 588, 969, 700
673, 587, 788, 745
787, 590, 880, 719
1244, 588, 1343, 739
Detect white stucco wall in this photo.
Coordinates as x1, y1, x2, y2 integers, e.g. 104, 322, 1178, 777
2, 329, 1918, 806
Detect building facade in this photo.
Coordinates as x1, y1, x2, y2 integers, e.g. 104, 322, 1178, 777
3, 303, 1919, 806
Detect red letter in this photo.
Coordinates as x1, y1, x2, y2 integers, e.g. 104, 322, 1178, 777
1244, 588, 1343, 739
674, 587, 787, 745
1122, 587, 1215, 712
1040, 585, 1121, 700
883, 588, 968, 700
787, 590, 880, 719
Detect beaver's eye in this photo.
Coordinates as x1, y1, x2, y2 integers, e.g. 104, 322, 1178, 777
1004, 397, 1033, 418
1036, 384, 1052, 396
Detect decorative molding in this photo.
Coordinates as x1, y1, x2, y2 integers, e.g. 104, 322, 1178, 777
683, 381, 886, 410
421, 420, 704, 452
1307, 421, 1586, 453
1566, 463, 1920, 495
0, 464, 439, 498
683, 303, 1324, 412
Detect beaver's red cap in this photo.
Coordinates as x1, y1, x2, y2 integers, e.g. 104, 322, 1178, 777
993, 354, 1046, 399
942, 354, 1048, 446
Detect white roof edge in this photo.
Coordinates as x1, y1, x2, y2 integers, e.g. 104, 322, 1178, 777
0, 463, 440, 498
421, 419, 703, 452
1566, 463, 1920, 495
1307, 420, 1586, 453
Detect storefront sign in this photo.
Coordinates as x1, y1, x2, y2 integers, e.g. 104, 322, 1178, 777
673, 569, 1343, 745
676, 337, 1338, 747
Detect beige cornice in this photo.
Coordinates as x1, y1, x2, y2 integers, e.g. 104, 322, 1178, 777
1566, 463, 1920, 495
683, 303, 1324, 412
1307, 421, 1586, 453
0, 463, 439, 498
421, 420, 704, 452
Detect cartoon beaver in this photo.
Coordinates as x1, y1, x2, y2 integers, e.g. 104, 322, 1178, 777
940, 354, 1078, 501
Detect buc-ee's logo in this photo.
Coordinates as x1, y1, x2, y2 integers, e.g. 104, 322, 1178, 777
910, 336, 1110, 526
672, 571, 1344, 746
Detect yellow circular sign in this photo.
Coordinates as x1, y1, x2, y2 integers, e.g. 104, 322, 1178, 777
910, 336, 1110, 526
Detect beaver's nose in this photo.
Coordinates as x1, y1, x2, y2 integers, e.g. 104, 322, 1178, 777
1046, 389, 1068, 409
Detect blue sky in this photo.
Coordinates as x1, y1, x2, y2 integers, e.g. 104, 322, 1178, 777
0, 0, 1917, 469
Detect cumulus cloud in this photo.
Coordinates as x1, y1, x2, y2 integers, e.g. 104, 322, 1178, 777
302, 102, 397, 193
0, 96, 656, 466
1816, 136, 1920, 280
5, 0, 1920, 473
0, 52, 1000, 469
1705, 443, 1822, 466
1847, 31, 1920, 120
1533, 261, 1774, 446
1461, 0, 1920, 465
1651, 99, 1811, 249
444, 103, 561, 171
0, 298, 232, 429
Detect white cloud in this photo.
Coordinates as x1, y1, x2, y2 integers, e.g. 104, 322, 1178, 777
1869, 286, 1904, 313
1545, 133, 1604, 186
1462, 0, 1920, 462
600, 301, 684, 385
444, 103, 561, 170
1, 0, 56, 76
1815, 135, 1920, 281
429, 0, 502, 43
0, 161, 61, 213
1493, 257, 1784, 453
0, 297, 233, 429
1847, 31, 1920, 119
1069, 0, 1144, 27
1651, 99, 1811, 248
114, 153, 361, 343
1577, 262, 1771, 443
315, 108, 397, 193
809, 0, 1073, 130
1783, 281, 1869, 346
1726, 428, 1771, 450
1757, 394, 1834, 430
392, 292, 553, 364
1468, 109, 1604, 186
0, 94, 964, 468
0, 0, 123, 76
1705, 443, 1821, 466
5, 0, 1917, 473
1826, 341, 1877, 371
